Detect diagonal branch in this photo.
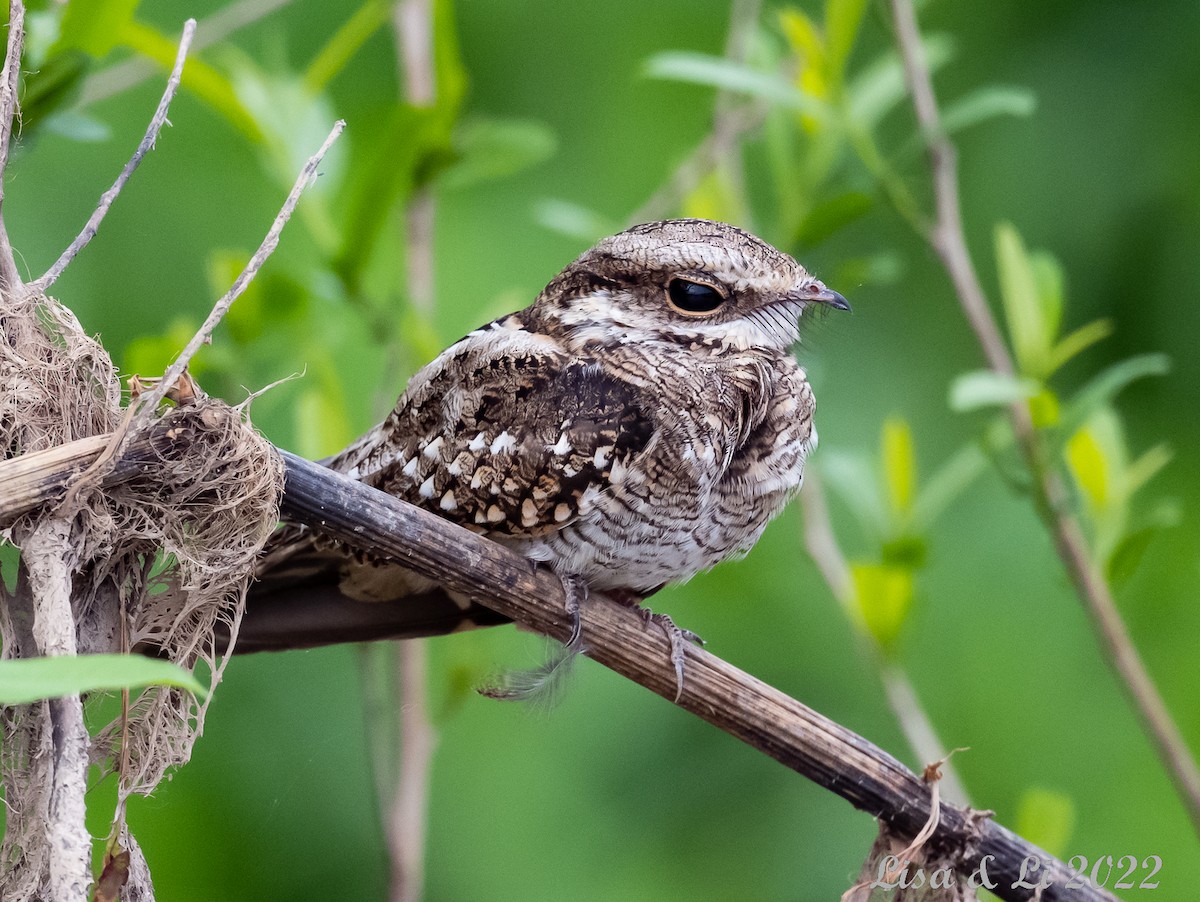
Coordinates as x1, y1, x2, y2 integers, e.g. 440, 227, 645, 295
0, 434, 1124, 901
276, 450, 1117, 902
0, 0, 27, 289
889, 0, 1200, 835
30, 20, 196, 294
134, 118, 345, 415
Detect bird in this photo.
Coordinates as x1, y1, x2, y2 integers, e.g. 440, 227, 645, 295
242, 219, 849, 696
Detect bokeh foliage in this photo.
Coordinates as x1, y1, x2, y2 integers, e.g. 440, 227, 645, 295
3, 0, 1199, 898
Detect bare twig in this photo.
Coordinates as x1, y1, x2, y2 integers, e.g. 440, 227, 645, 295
800, 473, 971, 806
75, 0, 294, 109
30, 20, 196, 293
388, 2, 437, 898
275, 450, 1117, 902
135, 119, 345, 415
889, 0, 1200, 834
0, 0, 27, 288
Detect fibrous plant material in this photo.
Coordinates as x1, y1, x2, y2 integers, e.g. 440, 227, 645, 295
0, 286, 284, 899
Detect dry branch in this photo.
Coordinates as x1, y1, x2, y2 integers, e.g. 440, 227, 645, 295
30, 20, 196, 293
0, 431, 1123, 901
889, 0, 1200, 834
274, 450, 1118, 902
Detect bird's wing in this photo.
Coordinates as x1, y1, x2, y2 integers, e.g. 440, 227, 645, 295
240, 319, 657, 649
334, 318, 656, 539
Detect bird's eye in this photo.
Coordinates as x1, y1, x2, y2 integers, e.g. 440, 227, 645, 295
666, 278, 727, 315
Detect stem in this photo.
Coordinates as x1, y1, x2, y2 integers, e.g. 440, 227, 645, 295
386, 2, 439, 899
889, 0, 1200, 835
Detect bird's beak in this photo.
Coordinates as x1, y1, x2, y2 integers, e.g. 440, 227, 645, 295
805, 283, 851, 312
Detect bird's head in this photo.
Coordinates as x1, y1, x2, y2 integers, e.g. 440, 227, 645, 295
531, 219, 849, 353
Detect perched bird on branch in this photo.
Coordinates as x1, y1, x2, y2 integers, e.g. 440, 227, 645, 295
243, 219, 848, 691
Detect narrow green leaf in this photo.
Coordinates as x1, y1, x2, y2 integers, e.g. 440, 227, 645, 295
793, 191, 872, 246
532, 199, 621, 243
1015, 788, 1075, 858
940, 85, 1036, 135
850, 562, 913, 652
1030, 251, 1064, 346
911, 443, 987, 529
56, 0, 140, 57
294, 386, 354, 461
303, 0, 389, 94
0, 654, 206, 705
1058, 353, 1170, 440
949, 369, 1040, 411
1124, 444, 1172, 498
1066, 426, 1109, 510
994, 222, 1049, 377
644, 51, 829, 121
439, 118, 557, 190
846, 35, 953, 128
1046, 319, 1112, 375
818, 453, 888, 539
881, 417, 915, 516
824, 0, 869, 80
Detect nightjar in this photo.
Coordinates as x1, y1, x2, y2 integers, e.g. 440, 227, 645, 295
244, 219, 848, 686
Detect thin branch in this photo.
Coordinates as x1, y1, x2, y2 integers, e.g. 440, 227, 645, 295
30, 20, 196, 293
388, 2, 437, 899
135, 119, 345, 415
800, 473, 971, 807
273, 450, 1117, 902
0, 433, 1123, 900
889, 0, 1200, 834
75, 0, 294, 109
0, 0, 26, 289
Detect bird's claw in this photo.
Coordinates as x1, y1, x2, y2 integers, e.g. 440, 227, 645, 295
559, 573, 588, 649
634, 607, 702, 702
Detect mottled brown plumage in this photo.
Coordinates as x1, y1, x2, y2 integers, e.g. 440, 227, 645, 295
245, 219, 848, 666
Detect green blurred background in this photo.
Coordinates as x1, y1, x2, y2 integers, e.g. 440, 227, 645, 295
5, 0, 1200, 898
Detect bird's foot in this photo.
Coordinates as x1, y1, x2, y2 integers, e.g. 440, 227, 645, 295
559, 573, 588, 649
609, 590, 704, 702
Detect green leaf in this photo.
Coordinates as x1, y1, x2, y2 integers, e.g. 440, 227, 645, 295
294, 386, 355, 461
1046, 319, 1112, 375
850, 562, 913, 651
1124, 444, 1172, 498
335, 104, 452, 288
1030, 251, 1064, 345
994, 222, 1049, 377
824, 0, 869, 81
1058, 353, 1170, 440
303, 0, 389, 94
42, 109, 111, 143
911, 443, 987, 529
55, 0, 140, 57
439, 118, 557, 190
533, 199, 621, 243
940, 85, 1036, 135
949, 369, 1040, 411
1106, 515, 1179, 588
0, 654, 206, 705
1014, 788, 1075, 858
819, 453, 888, 539
682, 166, 745, 224
1066, 425, 1109, 510
644, 51, 829, 121
881, 416, 915, 516
793, 191, 872, 246
846, 35, 952, 128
